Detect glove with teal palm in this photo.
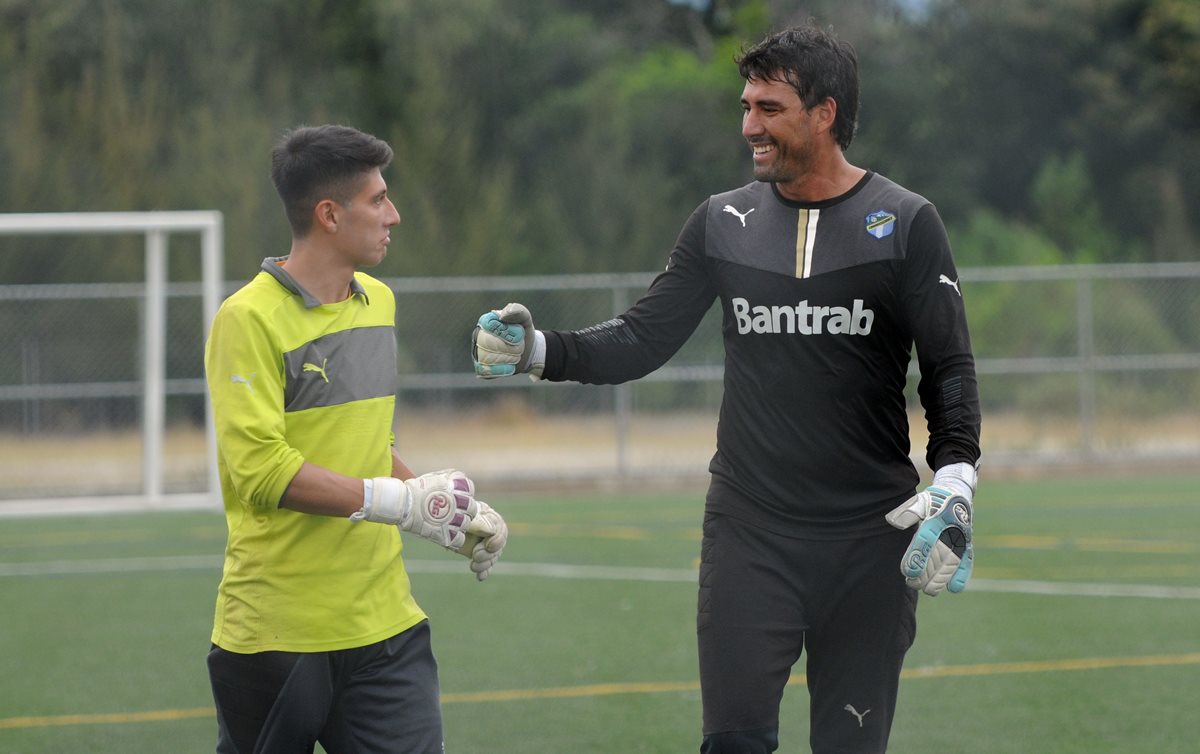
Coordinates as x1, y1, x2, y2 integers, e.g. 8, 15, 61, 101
472, 302, 545, 379
886, 462, 977, 596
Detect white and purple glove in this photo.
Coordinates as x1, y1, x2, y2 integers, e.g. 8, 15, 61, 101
472, 302, 545, 379
886, 463, 977, 596
353, 469, 477, 550
455, 500, 508, 581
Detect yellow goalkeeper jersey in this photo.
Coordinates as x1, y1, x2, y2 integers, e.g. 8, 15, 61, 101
204, 257, 425, 653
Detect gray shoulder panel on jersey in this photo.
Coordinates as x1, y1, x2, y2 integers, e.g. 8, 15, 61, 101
706, 182, 799, 276
704, 174, 931, 279
283, 326, 397, 412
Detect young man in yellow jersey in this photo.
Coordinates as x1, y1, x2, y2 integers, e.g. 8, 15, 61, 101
204, 124, 507, 753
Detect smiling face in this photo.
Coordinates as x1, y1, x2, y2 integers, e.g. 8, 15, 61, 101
741, 75, 828, 187
331, 167, 401, 269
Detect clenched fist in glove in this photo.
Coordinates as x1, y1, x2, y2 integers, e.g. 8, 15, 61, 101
472, 302, 545, 379
886, 462, 977, 596
454, 500, 508, 581
353, 469, 477, 550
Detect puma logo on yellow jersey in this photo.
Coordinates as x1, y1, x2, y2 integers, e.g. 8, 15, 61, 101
231, 372, 257, 393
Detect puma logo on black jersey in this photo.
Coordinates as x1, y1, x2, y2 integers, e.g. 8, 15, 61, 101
722, 204, 755, 227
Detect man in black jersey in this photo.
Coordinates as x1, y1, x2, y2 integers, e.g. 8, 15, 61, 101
471, 24, 980, 754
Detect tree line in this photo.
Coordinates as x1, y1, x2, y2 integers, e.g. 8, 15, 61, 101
1, 0, 1197, 286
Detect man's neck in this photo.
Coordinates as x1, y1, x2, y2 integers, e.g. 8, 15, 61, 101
774, 151, 866, 203
282, 242, 355, 305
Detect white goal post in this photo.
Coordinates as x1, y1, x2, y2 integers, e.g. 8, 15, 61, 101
0, 211, 223, 513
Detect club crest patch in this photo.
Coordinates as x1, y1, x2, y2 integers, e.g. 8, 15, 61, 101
865, 210, 896, 239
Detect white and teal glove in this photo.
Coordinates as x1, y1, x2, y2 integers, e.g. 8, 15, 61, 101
472, 302, 546, 379
353, 469, 478, 550
886, 462, 977, 596
455, 500, 508, 581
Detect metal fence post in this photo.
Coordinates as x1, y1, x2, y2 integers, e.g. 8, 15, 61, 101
612, 282, 631, 478
1076, 276, 1096, 458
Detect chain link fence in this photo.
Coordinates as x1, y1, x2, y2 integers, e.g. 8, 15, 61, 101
1, 248, 1198, 506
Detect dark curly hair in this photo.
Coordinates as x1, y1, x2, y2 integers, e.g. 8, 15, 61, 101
735, 25, 860, 151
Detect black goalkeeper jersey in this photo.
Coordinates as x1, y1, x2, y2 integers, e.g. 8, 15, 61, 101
542, 172, 981, 538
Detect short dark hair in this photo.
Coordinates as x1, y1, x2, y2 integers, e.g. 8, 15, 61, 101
735, 25, 860, 151
270, 124, 394, 236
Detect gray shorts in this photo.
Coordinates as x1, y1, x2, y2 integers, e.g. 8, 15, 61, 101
207, 621, 443, 754
697, 513, 918, 753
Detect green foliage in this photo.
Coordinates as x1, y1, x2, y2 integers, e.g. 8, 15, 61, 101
0, 0, 1197, 282
1135, 0, 1200, 126
1028, 151, 1129, 263
951, 208, 1067, 269
950, 204, 1196, 413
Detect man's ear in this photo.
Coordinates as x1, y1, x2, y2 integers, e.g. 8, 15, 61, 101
813, 97, 838, 137
313, 199, 340, 234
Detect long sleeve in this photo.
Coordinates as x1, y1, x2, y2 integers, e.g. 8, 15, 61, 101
205, 298, 306, 510
543, 202, 719, 384
900, 204, 982, 471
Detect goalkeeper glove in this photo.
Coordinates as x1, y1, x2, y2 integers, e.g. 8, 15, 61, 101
886, 463, 977, 596
353, 469, 477, 550
454, 500, 508, 581
472, 302, 545, 379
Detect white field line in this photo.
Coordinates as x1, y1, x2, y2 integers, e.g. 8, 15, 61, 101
3, 555, 1200, 600
0, 554, 221, 576
966, 577, 1200, 600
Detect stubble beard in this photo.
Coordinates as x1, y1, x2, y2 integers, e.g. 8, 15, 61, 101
753, 158, 794, 185
751, 142, 785, 183
753, 145, 812, 186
